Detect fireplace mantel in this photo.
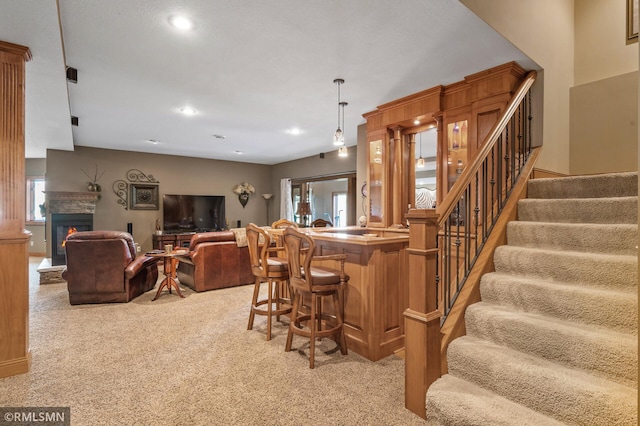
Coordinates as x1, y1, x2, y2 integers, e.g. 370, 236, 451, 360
45, 191, 100, 214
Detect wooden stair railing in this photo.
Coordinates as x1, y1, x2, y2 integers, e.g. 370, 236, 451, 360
404, 71, 539, 418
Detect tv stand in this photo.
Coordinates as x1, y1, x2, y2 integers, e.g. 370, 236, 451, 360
152, 233, 195, 250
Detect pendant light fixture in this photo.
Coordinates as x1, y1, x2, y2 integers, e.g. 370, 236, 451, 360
338, 100, 349, 157
333, 78, 345, 146
416, 132, 425, 168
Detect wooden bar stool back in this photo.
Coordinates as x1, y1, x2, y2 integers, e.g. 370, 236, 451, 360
270, 218, 299, 249
283, 227, 348, 368
246, 223, 291, 341
311, 218, 333, 227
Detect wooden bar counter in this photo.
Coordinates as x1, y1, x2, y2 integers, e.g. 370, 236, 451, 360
308, 227, 410, 361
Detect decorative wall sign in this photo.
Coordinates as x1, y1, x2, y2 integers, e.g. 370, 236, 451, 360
113, 180, 128, 210
130, 184, 159, 210
112, 169, 160, 210
127, 168, 158, 183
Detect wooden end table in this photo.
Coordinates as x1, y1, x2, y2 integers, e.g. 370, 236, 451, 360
148, 250, 187, 301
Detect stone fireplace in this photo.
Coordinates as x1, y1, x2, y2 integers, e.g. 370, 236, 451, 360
50, 213, 93, 266
37, 191, 99, 283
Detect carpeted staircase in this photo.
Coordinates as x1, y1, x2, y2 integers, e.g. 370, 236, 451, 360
426, 171, 638, 425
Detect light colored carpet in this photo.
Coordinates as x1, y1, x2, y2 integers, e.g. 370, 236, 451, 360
426, 171, 639, 425
0, 259, 424, 426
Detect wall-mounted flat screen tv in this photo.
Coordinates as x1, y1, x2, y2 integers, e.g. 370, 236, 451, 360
162, 194, 225, 233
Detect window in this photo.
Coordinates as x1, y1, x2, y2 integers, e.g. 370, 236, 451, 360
27, 177, 46, 222
291, 173, 356, 227
332, 192, 347, 227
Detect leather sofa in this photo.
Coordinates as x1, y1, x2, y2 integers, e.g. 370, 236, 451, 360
176, 231, 254, 292
62, 230, 159, 305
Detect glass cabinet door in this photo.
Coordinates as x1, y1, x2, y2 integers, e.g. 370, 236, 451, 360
368, 139, 384, 225
446, 120, 468, 190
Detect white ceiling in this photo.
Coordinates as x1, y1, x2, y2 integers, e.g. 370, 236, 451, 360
1, 0, 537, 164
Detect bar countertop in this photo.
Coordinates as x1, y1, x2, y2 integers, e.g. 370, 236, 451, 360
283, 226, 409, 246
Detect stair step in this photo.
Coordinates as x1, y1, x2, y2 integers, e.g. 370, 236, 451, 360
493, 245, 637, 290
517, 196, 638, 224
465, 302, 638, 387
528, 172, 638, 199
446, 335, 638, 425
480, 273, 638, 335
506, 221, 638, 255
426, 374, 564, 426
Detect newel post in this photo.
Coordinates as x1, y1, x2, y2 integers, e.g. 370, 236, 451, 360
0, 41, 32, 378
404, 208, 441, 418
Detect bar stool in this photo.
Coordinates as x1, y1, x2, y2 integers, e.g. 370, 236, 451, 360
270, 219, 298, 254
246, 223, 292, 341
271, 218, 299, 229
283, 227, 348, 368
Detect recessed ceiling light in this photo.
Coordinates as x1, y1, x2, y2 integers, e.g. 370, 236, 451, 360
169, 15, 192, 30
414, 120, 420, 125
234, 150, 243, 155
147, 139, 160, 145
180, 107, 197, 115
212, 134, 226, 139
286, 128, 303, 135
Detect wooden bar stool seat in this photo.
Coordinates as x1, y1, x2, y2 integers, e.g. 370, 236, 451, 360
246, 223, 292, 341
283, 227, 349, 368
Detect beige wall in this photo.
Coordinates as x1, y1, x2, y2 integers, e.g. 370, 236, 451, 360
575, 0, 638, 86
462, 0, 638, 175
46, 145, 358, 253
46, 146, 272, 252
570, 71, 638, 174
461, 0, 574, 174
571, 0, 638, 174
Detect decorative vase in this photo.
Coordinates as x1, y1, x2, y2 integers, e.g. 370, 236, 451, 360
238, 193, 249, 208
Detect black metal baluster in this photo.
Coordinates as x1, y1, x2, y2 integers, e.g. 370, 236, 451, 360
474, 170, 480, 256
504, 122, 510, 196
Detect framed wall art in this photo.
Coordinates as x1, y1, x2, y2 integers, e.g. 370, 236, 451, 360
130, 183, 159, 210
628, 0, 638, 44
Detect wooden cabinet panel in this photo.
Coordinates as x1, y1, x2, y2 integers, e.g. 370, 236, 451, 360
314, 235, 409, 361
363, 62, 526, 228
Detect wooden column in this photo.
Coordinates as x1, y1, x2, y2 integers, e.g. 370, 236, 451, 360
390, 127, 404, 226
404, 208, 441, 418
433, 114, 445, 206
0, 40, 32, 378
406, 133, 416, 216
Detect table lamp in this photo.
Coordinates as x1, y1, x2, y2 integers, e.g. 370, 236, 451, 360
296, 201, 311, 227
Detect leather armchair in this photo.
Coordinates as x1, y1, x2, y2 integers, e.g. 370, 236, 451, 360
176, 231, 254, 292
62, 230, 159, 305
